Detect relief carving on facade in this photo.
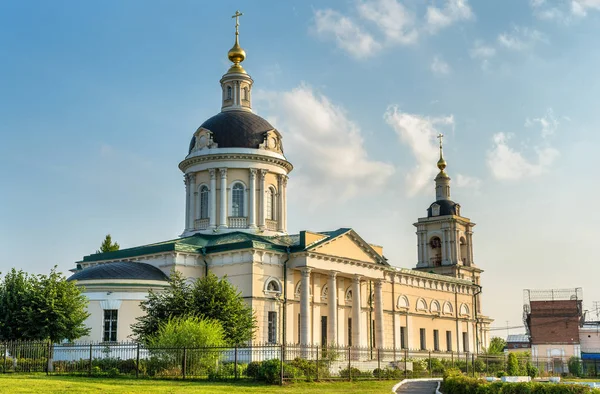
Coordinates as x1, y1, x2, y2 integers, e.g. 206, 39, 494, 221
194, 128, 218, 151
259, 129, 283, 153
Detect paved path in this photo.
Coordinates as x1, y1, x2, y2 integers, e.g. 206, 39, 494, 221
396, 380, 439, 394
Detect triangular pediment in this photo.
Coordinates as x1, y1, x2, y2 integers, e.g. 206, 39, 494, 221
306, 229, 386, 265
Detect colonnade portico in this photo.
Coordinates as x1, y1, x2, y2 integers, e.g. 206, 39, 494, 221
182, 167, 288, 233
298, 268, 385, 349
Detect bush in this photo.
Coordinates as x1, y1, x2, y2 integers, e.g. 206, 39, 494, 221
442, 375, 599, 394
373, 368, 403, 379
526, 361, 538, 378
507, 353, 520, 376
568, 357, 583, 378
107, 367, 119, 378
258, 359, 281, 384
443, 367, 463, 379
339, 366, 372, 379
496, 370, 506, 378
245, 361, 261, 379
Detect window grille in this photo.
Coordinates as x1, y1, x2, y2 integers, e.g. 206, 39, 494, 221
232, 183, 244, 217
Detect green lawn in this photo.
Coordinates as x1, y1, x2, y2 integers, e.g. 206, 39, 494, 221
0, 374, 397, 393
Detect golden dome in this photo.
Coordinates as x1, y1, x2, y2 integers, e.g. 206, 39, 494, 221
227, 10, 247, 74
437, 156, 447, 171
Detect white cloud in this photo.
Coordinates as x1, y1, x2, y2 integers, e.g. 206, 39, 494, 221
255, 85, 395, 205
313, 9, 381, 59
487, 109, 561, 180
425, 0, 474, 33
497, 26, 546, 50
431, 56, 451, 75
357, 0, 418, 44
530, 0, 600, 21
470, 40, 496, 70
384, 107, 454, 196
525, 108, 559, 138
456, 173, 482, 191
312, 0, 473, 59
487, 133, 559, 180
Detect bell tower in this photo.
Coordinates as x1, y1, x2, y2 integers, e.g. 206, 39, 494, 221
413, 134, 482, 286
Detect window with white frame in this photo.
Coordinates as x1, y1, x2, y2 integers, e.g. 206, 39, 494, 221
232, 183, 244, 217
265, 279, 281, 295
266, 187, 276, 220
103, 310, 118, 342
267, 311, 277, 344
199, 185, 209, 219
226, 86, 232, 100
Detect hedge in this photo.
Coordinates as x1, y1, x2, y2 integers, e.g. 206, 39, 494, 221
441, 375, 600, 394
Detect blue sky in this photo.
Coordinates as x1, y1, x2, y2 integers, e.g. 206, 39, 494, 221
1, 0, 599, 335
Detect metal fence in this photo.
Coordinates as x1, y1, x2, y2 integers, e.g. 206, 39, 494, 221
0, 341, 596, 382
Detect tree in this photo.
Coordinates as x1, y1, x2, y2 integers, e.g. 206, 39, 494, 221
97, 234, 120, 253
487, 337, 507, 354
507, 352, 520, 376
148, 317, 225, 374
133, 271, 256, 345
0, 267, 90, 342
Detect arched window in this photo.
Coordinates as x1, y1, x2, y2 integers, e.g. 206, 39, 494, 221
345, 288, 353, 303
232, 183, 244, 217
443, 302, 454, 315
429, 236, 442, 267
266, 187, 276, 220
416, 298, 428, 311
459, 237, 467, 265
430, 300, 441, 313
226, 86, 232, 100
460, 304, 470, 317
242, 87, 248, 100
397, 295, 409, 309
265, 279, 281, 294
199, 185, 209, 219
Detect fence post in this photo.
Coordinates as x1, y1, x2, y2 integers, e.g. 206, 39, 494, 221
182, 347, 187, 380
315, 345, 319, 381
348, 347, 352, 382
279, 344, 283, 386
135, 343, 140, 379
46, 341, 51, 376
465, 352, 468, 376
377, 348, 381, 380
404, 348, 408, 379
235, 346, 239, 380
429, 351, 432, 378
472, 353, 475, 377
2, 343, 6, 374
88, 344, 92, 376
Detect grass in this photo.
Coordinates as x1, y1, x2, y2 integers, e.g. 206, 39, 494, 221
0, 374, 397, 393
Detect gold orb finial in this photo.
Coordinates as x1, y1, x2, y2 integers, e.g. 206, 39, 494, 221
227, 10, 247, 74
436, 133, 447, 171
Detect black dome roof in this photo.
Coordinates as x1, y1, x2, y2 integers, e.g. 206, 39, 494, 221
427, 200, 460, 217
189, 110, 274, 153
68, 261, 169, 282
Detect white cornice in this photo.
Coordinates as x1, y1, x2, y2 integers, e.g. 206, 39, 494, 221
179, 151, 293, 173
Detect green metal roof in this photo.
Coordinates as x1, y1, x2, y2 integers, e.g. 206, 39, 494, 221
80, 231, 302, 263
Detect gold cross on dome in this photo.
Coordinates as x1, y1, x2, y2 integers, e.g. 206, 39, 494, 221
232, 10, 243, 34
437, 133, 444, 149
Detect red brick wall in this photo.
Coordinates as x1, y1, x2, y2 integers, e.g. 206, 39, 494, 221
529, 300, 581, 344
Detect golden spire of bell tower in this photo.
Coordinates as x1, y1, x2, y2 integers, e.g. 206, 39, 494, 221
227, 10, 247, 74
437, 133, 447, 172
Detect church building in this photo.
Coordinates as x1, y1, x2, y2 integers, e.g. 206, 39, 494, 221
68, 15, 492, 354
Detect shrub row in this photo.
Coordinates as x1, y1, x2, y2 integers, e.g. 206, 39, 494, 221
441, 375, 600, 394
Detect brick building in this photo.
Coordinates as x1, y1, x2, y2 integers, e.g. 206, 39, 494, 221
524, 289, 583, 372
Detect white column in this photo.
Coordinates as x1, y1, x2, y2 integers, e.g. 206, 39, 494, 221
352, 275, 363, 348
374, 279, 385, 349
188, 173, 196, 230
219, 168, 228, 228
258, 169, 267, 230
282, 175, 288, 233
277, 175, 284, 232
441, 229, 447, 264
467, 231, 474, 265
184, 175, 190, 231
300, 268, 312, 348
249, 169, 257, 228
209, 169, 217, 229
328, 272, 338, 345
